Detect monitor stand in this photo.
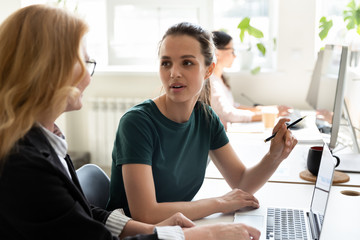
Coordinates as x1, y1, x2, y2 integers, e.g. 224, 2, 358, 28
343, 98, 360, 153
336, 99, 360, 173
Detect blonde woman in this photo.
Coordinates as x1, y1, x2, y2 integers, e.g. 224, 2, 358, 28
0, 5, 263, 240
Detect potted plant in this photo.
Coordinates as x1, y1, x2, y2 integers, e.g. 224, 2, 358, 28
319, 0, 360, 65
237, 17, 266, 74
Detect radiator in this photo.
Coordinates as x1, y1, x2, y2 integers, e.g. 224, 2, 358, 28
88, 97, 143, 167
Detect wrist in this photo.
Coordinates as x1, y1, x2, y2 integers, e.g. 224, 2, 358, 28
147, 224, 156, 234
212, 197, 224, 213
119, 220, 155, 238
264, 152, 282, 167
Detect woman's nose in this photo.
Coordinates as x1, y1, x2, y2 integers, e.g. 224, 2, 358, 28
170, 65, 181, 79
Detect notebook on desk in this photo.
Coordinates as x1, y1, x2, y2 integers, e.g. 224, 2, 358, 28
336, 153, 360, 173
234, 143, 336, 240
277, 110, 324, 144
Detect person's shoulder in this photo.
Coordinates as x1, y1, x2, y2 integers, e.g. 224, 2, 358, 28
121, 99, 154, 119
119, 100, 159, 131
4, 127, 53, 175
13, 127, 51, 156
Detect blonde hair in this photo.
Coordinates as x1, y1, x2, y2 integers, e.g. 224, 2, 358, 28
0, 4, 88, 166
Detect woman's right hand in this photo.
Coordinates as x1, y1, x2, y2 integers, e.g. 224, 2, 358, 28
217, 188, 260, 214
184, 223, 261, 240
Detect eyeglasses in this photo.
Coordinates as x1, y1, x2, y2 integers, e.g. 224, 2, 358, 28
85, 59, 96, 76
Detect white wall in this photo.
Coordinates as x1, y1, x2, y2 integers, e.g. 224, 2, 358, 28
0, 0, 320, 153
0, 1, 21, 23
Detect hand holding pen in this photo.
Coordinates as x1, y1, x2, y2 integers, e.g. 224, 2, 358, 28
264, 116, 306, 142
263, 118, 299, 165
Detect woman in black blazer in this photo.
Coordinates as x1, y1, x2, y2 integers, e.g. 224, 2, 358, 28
0, 4, 260, 240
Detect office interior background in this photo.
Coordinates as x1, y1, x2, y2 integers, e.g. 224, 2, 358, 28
1, 0, 360, 168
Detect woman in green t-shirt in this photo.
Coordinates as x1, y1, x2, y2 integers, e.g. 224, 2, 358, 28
108, 22, 297, 227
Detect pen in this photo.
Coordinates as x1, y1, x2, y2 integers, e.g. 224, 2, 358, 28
264, 116, 306, 143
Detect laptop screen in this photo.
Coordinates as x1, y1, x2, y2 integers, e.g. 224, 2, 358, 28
309, 144, 336, 239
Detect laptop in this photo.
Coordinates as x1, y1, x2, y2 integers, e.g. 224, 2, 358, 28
234, 143, 336, 240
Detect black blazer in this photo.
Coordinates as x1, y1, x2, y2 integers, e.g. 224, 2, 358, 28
0, 127, 158, 240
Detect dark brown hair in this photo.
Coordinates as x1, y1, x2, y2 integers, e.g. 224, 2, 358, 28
159, 22, 215, 106
212, 30, 232, 89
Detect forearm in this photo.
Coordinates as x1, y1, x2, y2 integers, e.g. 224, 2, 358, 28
250, 112, 262, 122
183, 223, 259, 240
237, 120, 296, 193
131, 198, 220, 224
236, 152, 280, 194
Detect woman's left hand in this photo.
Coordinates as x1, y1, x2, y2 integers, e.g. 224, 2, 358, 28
268, 118, 298, 163
156, 212, 195, 228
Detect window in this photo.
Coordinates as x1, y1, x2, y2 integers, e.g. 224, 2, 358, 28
106, 0, 210, 71
213, 0, 275, 71
21, 0, 274, 72
22, 0, 108, 68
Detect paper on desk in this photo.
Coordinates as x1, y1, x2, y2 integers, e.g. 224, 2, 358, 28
227, 122, 265, 133
291, 127, 324, 144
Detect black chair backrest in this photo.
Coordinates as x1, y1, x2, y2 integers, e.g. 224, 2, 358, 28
76, 164, 110, 209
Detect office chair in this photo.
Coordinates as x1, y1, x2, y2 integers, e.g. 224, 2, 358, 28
76, 164, 110, 209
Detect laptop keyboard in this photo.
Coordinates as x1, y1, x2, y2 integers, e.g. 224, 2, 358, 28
266, 208, 308, 240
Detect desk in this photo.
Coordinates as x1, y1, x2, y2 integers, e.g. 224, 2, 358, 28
194, 178, 360, 239
206, 121, 360, 187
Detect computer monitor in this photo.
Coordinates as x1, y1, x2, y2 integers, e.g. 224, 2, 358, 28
306, 44, 348, 150
306, 50, 324, 109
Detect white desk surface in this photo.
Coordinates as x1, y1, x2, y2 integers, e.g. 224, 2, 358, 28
206, 120, 360, 187
194, 178, 360, 239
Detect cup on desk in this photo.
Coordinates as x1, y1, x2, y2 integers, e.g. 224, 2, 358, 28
307, 146, 340, 176
261, 106, 278, 129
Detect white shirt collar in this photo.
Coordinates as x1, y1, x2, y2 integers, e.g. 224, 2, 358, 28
38, 124, 71, 179
39, 124, 68, 159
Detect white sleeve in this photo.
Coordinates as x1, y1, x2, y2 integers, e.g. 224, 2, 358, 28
105, 209, 131, 237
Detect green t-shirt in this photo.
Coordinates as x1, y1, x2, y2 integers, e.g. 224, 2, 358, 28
106, 100, 229, 216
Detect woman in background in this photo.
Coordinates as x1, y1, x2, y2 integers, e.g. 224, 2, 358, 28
211, 30, 290, 127
0, 5, 261, 240
108, 22, 297, 227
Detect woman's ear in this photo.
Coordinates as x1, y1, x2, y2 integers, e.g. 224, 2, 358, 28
205, 62, 215, 79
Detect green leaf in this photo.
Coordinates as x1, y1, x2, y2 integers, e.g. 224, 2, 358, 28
256, 43, 266, 56
239, 30, 245, 42
348, 0, 356, 10
319, 17, 333, 40
238, 17, 264, 42
238, 17, 250, 30
251, 66, 261, 75
346, 19, 356, 30
273, 38, 277, 51
355, 8, 360, 25
238, 17, 250, 42
343, 0, 358, 30
248, 26, 264, 38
